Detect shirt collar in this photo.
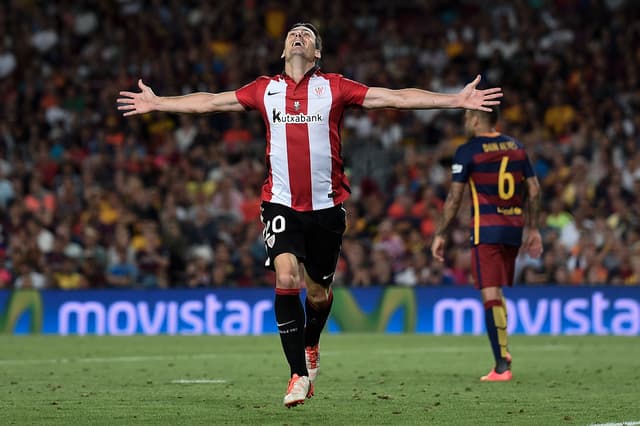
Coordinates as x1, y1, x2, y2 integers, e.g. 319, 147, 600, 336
281, 65, 319, 82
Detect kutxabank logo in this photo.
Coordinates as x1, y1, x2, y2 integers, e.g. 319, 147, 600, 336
271, 108, 322, 124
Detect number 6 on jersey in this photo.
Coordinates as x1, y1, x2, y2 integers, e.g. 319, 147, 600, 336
498, 156, 515, 200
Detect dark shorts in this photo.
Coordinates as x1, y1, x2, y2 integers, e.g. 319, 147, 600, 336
260, 201, 346, 286
470, 244, 519, 289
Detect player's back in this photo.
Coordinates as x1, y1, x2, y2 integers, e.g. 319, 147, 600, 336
454, 133, 535, 246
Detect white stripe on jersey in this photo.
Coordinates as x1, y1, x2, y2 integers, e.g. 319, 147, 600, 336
307, 75, 334, 210
263, 79, 291, 206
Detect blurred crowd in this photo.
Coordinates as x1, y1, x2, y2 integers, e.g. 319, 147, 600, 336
1, 0, 639, 290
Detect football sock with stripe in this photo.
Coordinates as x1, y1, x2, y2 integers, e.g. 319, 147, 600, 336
484, 299, 509, 373
502, 295, 510, 357
304, 288, 333, 347
275, 288, 307, 377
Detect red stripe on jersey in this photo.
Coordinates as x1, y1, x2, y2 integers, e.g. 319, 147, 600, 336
329, 77, 348, 205
262, 158, 274, 202
472, 171, 524, 185
473, 148, 526, 163
237, 77, 275, 203
478, 213, 525, 227
262, 88, 274, 203
477, 194, 524, 207
286, 80, 312, 210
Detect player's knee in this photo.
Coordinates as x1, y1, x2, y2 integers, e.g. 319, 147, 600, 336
276, 272, 300, 289
306, 290, 327, 306
305, 281, 331, 308
481, 287, 502, 302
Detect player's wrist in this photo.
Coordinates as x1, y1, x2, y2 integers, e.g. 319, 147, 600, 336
449, 92, 463, 109
153, 96, 165, 111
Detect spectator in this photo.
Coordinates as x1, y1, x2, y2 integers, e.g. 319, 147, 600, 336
13, 263, 47, 290
133, 221, 169, 288
233, 245, 265, 287
370, 248, 394, 286
186, 255, 212, 288
373, 219, 406, 273
53, 257, 87, 290
106, 246, 138, 288
161, 219, 190, 285
519, 251, 556, 285
174, 115, 199, 153
182, 205, 218, 248
81, 252, 107, 288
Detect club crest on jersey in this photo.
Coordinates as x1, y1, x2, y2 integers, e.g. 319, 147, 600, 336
293, 101, 300, 111
314, 86, 325, 97
266, 235, 276, 248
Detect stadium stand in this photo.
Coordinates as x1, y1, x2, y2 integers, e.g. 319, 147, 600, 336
0, 0, 639, 288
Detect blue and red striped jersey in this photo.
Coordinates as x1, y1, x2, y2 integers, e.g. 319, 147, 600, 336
451, 133, 535, 246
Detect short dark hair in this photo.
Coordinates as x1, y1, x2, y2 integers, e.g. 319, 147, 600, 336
487, 107, 500, 126
471, 107, 500, 126
288, 22, 322, 51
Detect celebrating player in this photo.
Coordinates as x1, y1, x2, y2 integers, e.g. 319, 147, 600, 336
118, 22, 503, 406
431, 108, 542, 381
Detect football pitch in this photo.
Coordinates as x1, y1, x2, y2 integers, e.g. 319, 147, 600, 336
1, 334, 639, 425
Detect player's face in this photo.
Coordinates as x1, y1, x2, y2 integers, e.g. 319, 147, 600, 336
282, 26, 321, 62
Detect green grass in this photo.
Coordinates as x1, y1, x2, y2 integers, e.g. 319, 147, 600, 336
1, 335, 639, 425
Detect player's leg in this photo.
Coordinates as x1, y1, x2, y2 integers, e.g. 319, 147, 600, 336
480, 286, 511, 379
274, 253, 308, 379
471, 244, 514, 381
302, 204, 346, 387
260, 202, 311, 406
274, 253, 313, 406
499, 245, 519, 368
303, 276, 333, 386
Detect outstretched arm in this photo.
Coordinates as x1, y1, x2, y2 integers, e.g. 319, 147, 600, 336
362, 75, 502, 112
117, 79, 245, 116
522, 176, 543, 258
431, 182, 465, 262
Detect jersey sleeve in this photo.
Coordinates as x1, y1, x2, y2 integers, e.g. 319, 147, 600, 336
339, 77, 369, 106
451, 145, 472, 183
235, 79, 259, 111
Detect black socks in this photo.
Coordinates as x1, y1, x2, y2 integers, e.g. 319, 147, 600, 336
304, 288, 333, 348
275, 288, 307, 377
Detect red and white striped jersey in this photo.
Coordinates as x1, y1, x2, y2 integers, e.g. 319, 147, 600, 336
235, 68, 369, 212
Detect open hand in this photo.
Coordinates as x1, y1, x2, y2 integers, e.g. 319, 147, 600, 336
457, 75, 503, 112
117, 79, 157, 116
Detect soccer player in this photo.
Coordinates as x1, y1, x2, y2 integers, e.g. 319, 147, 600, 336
431, 108, 542, 381
118, 22, 503, 406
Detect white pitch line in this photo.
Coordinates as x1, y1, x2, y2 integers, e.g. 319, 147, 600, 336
0, 353, 219, 366
326, 344, 571, 356
171, 379, 227, 384
590, 422, 640, 426
0, 344, 572, 366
